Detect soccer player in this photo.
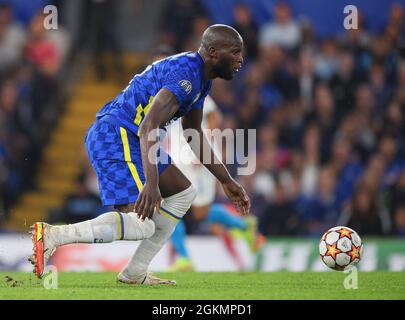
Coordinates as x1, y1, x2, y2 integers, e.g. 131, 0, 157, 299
29, 24, 250, 285
150, 46, 257, 271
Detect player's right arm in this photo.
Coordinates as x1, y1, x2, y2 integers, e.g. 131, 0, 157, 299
136, 88, 179, 220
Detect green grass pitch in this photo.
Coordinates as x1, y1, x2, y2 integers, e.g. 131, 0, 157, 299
0, 271, 404, 300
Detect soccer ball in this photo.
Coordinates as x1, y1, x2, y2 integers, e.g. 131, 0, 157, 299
319, 226, 363, 271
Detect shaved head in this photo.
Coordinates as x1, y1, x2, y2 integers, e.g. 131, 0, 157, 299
198, 24, 244, 80
201, 24, 243, 50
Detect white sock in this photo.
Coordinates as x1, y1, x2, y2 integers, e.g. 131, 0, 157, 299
121, 185, 196, 280
49, 211, 155, 246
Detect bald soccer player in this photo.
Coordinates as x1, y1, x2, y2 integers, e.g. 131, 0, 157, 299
29, 24, 250, 285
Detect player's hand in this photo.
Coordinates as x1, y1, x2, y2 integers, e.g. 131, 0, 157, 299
222, 178, 251, 216
134, 183, 162, 221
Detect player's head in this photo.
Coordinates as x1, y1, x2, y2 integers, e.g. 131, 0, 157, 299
199, 24, 244, 80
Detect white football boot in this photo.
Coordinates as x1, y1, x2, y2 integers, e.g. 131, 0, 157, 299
117, 270, 177, 285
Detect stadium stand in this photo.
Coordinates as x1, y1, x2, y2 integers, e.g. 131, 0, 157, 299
0, 0, 404, 239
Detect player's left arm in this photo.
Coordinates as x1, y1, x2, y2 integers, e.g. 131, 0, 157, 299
182, 108, 250, 215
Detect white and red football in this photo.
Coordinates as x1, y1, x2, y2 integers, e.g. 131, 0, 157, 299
319, 226, 363, 271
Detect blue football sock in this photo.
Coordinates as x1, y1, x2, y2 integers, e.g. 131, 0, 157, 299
206, 203, 247, 230
170, 220, 189, 259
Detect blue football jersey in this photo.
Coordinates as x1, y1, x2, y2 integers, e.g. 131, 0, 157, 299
96, 51, 212, 135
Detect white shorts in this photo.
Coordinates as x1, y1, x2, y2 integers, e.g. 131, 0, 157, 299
178, 163, 216, 207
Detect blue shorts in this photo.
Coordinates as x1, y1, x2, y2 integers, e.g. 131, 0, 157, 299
84, 118, 172, 206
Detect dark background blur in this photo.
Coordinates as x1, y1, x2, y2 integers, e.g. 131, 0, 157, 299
0, 0, 404, 239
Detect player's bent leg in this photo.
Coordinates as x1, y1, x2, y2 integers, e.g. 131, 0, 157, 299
118, 164, 196, 285
168, 165, 213, 271
206, 204, 261, 252
192, 204, 210, 220
28, 211, 155, 278
206, 203, 247, 229
158, 163, 192, 198
168, 220, 194, 272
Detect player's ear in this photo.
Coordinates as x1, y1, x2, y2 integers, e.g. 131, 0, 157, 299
208, 46, 217, 59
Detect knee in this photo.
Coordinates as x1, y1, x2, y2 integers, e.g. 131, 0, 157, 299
127, 212, 155, 239
142, 218, 155, 238
187, 184, 197, 206
182, 184, 197, 209
161, 185, 197, 217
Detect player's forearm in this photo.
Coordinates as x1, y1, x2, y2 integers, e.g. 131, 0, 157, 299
189, 129, 232, 184
139, 123, 159, 186
204, 161, 233, 184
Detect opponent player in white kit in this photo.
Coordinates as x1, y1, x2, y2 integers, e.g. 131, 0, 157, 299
164, 92, 258, 271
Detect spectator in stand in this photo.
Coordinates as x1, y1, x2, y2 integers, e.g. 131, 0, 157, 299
299, 17, 316, 50
329, 49, 358, 120
338, 182, 386, 236
389, 169, 405, 212
297, 48, 318, 111
25, 13, 60, 77
251, 124, 279, 203
181, 15, 211, 52
25, 13, 64, 140
259, 1, 301, 51
329, 139, 364, 210
159, 0, 207, 51
378, 134, 405, 189
306, 83, 337, 162
380, 100, 404, 140
0, 4, 26, 73
0, 79, 32, 200
256, 45, 296, 109
300, 124, 320, 193
384, 3, 405, 55
232, 3, 258, 61
78, 0, 123, 82
358, 35, 397, 84
314, 39, 340, 80
297, 166, 338, 236
368, 62, 392, 117
259, 177, 300, 236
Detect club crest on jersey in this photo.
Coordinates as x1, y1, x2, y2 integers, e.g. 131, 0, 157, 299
179, 80, 192, 94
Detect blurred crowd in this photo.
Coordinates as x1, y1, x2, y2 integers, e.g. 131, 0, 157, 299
1, 0, 404, 238
0, 3, 69, 219
156, 0, 405, 237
